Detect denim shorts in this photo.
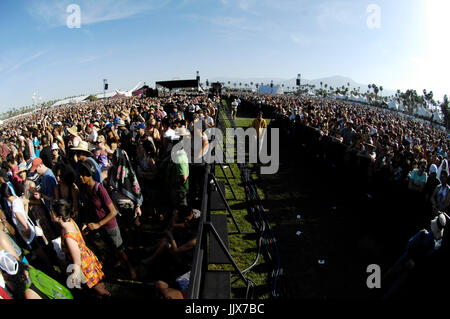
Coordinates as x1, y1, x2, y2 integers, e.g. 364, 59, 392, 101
103, 225, 123, 250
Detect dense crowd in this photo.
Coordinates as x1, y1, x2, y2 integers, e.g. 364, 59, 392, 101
234, 92, 449, 293
238, 92, 449, 213
0, 93, 220, 299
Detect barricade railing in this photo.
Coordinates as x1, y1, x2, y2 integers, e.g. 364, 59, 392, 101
187, 98, 250, 299
219, 98, 285, 298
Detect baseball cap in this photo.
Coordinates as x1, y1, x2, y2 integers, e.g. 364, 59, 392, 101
30, 157, 43, 173
51, 143, 59, 151
138, 123, 146, 130
0, 250, 18, 275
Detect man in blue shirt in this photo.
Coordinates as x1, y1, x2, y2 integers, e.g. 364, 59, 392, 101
30, 157, 57, 210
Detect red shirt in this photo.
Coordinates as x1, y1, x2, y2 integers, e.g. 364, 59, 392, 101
83, 182, 117, 230
12, 165, 23, 188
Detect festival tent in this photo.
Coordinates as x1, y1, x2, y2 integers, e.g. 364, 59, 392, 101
416, 105, 432, 118
432, 111, 444, 123
51, 95, 89, 108
387, 100, 399, 110
349, 96, 368, 103
95, 91, 117, 99
258, 85, 283, 95
132, 85, 150, 96
115, 81, 144, 97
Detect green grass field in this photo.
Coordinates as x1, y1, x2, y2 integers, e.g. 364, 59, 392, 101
207, 101, 273, 299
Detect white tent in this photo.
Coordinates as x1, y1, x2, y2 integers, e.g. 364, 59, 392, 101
397, 103, 406, 111
258, 85, 283, 95
95, 91, 117, 99
387, 100, 399, 110
51, 95, 89, 108
416, 105, 432, 118
350, 96, 368, 103
114, 81, 144, 97
432, 111, 444, 123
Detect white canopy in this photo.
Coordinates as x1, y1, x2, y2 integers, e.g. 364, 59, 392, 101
416, 105, 432, 118
51, 95, 89, 108
387, 100, 399, 110
432, 111, 443, 123
258, 85, 283, 95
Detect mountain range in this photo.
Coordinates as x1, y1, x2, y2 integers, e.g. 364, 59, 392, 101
209, 75, 396, 96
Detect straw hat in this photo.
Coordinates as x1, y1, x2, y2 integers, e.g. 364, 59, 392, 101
17, 162, 28, 174
67, 125, 79, 137
175, 127, 190, 137
70, 140, 93, 156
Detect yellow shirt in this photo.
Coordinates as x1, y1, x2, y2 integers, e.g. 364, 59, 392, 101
252, 118, 267, 137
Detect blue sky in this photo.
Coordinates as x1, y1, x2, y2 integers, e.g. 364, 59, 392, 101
0, 0, 448, 112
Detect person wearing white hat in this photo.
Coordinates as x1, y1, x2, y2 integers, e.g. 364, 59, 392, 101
431, 170, 450, 216
437, 159, 449, 181
385, 212, 447, 286
0, 231, 20, 262
0, 249, 68, 299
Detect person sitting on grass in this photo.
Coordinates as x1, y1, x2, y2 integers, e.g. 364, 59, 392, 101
155, 271, 190, 299
383, 212, 447, 292
141, 213, 200, 269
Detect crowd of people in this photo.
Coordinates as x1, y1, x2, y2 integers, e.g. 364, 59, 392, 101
1, 86, 448, 299
234, 92, 449, 295
239, 92, 449, 216
0, 93, 220, 299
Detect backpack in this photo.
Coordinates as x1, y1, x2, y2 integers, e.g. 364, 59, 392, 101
26, 266, 73, 299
